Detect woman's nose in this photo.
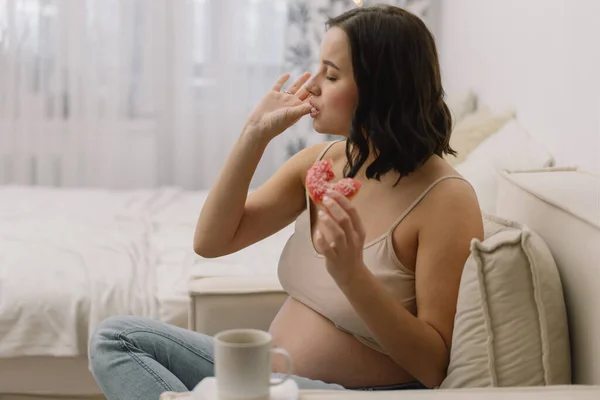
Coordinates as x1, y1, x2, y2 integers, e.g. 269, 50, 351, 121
305, 77, 320, 97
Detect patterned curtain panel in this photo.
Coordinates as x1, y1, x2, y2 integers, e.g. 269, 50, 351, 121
282, 0, 431, 159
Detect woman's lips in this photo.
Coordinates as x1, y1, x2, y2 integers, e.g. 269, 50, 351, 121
308, 100, 320, 118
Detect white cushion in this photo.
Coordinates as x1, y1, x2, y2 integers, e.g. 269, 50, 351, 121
495, 167, 600, 385
456, 119, 554, 214
447, 106, 514, 166
441, 214, 571, 388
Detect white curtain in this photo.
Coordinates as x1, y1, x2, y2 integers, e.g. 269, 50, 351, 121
0, 0, 430, 190
0, 0, 288, 189
194, 0, 290, 190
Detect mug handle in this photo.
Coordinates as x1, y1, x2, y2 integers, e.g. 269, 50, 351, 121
269, 348, 293, 386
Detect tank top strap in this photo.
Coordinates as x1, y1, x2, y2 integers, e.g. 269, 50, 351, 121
316, 139, 344, 161
387, 175, 472, 234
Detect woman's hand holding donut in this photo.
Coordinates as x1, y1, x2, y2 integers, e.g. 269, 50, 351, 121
243, 72, 313, 142
314, 189, 368, 288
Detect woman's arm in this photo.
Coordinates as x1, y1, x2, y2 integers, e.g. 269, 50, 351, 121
194, 137, 328, 258
193, 131, 270, 257
194, 73, 315, 258
343, 180, 482, 387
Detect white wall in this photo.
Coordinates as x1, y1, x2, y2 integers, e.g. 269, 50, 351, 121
433, 0, 600, 172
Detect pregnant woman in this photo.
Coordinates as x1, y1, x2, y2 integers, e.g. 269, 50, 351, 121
89, 5, 483, 399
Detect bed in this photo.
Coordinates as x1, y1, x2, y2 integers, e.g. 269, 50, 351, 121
0, 185, 293, 399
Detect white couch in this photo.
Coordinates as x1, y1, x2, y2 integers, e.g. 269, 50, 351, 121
185, 166, 600, 399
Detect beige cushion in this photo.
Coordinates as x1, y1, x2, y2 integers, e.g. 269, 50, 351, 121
495, 167, 600, 385
441, 214, 571, 388
446, 107, 515, 166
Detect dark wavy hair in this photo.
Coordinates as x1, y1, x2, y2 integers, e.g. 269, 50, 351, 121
327, 5, 455, 182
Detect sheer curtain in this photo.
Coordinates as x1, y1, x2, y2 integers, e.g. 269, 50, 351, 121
0, 0, 288, 189
192, 0, 289, 190
0, 0, 431, 189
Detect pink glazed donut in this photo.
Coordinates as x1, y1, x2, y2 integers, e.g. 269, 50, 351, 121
305, 159, 362, 204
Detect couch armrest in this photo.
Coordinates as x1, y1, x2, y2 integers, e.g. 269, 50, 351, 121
188, 275, 287, 335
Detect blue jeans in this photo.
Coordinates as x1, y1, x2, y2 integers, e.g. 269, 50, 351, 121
88, 316, 425, 400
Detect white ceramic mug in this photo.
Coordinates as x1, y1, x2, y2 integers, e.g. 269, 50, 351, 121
214, 329, 293, 400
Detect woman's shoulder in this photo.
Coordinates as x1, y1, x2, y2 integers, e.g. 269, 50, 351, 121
424, 168, 479, 211
417, 170, 483, 237
292, 140, 338, 161
288, 140, 345, 177
407, 158, 482, 227
311, 139, 346, 160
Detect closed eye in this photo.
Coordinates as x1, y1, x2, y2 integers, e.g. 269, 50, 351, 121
326, 76, 337, 81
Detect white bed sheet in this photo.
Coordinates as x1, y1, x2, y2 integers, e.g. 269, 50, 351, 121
151, 190, 293, 328
0, 186, 292, 357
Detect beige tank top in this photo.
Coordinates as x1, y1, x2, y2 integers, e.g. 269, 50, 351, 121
278, 141, 470, 353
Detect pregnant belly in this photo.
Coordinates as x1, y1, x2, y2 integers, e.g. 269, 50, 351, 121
268, 297, 414, 388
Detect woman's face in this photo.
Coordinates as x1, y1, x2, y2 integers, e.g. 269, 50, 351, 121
305, 27, 358, 137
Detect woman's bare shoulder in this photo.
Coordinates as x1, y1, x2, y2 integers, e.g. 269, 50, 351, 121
418, 173, 483, 238
293, 140, 344, 178
404, 156, 482, 233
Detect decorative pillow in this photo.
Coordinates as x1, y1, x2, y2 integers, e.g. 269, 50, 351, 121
495, 167, 600, 385
456, 119, 554, 214
446, 106, 515, 167
440, 214, 571, 388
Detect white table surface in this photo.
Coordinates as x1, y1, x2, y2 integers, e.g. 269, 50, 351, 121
160, 385, 600, 400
